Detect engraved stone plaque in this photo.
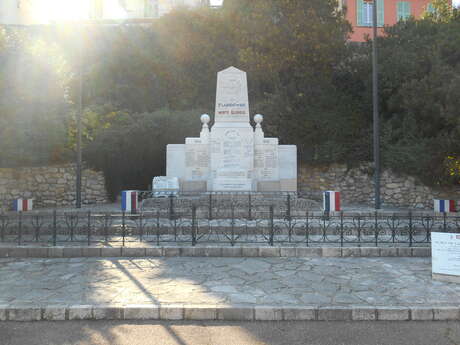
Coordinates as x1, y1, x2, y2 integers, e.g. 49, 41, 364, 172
255, 142, 279, 181
185, 143, 209, 181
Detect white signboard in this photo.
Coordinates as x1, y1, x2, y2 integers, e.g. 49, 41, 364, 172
432, 232, 460, 277
152, 176, 179, 197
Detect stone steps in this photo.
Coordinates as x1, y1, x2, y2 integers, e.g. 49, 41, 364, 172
0, 245, 431, 258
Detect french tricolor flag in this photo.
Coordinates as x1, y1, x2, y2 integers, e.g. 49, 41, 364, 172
323, 191, 341, 212
13, 199, 33, 212
122, 191, 138, 213
434, 199, 456, 213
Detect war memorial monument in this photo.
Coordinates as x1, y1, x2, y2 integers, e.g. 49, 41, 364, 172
165, 67, 297, 193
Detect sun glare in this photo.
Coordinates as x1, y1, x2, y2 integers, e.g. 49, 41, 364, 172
31, 0, 88, 23
31, 0, 127, 23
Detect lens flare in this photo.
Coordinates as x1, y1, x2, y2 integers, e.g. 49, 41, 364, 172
29, 0, 127, 23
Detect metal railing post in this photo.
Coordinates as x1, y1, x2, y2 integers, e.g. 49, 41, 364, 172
305, 211, 310, 246
139, 213, 144, 242
340, 211, 344, 247
269, 205, 274, 246
409, 211, 413, 247
209, 194, 213, 220
374, 211, 378, 247
248, 193, 252, 220
169, 195, 174, 221
230, 204, 235, 246
192, 205, 197, 246
18, 212, 22, 246
52, 210, 57, 246
87, 211, 91, 246
286, 194, 291, 221
122, 211, 126, 247
69, 215, 74, 241
104, 214, 109, 245
0, 215, 6, 242
33, 215, 40, 242
443, 212, 447, 232
156, 210, 160, 246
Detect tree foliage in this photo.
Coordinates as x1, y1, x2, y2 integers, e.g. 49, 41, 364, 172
377, 8, 460, 185
84, 108, 207, 198
0, 27, 72, 167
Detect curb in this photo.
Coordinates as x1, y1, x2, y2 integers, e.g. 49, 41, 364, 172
0, 305, 457, 322
0, 246, 431, 259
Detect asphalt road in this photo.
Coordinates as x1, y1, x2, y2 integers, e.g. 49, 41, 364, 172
1, 321, 460, 345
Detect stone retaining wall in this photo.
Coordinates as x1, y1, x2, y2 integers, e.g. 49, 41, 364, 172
299, 163, 460, 209
0, 164, 108, 210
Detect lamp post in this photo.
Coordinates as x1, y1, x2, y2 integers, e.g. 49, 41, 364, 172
76, 26, 83, 209
372, 0, 381, 210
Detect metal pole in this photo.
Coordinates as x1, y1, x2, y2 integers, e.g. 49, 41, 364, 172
372, 0, 381, 210
76, 26, 83, 208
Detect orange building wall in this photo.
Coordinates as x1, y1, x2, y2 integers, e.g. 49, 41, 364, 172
344, 0, 433, 41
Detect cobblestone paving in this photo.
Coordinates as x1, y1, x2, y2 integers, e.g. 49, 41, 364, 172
0, 257, 458, 307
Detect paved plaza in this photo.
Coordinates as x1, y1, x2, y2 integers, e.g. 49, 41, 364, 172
0, 256, 458, 308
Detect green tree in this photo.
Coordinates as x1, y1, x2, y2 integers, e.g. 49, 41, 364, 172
0, 27, 72, 167
222, 0, 360, 162
423, 0, 454, 22
376, 8, 460, 185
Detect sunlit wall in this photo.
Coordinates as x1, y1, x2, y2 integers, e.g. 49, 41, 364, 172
0, 0, 214, 25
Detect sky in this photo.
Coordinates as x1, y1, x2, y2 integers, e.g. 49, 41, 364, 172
24, 0, 224, 23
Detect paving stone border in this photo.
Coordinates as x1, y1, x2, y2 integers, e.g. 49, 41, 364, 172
0, 246, 431, 258
0, 305, 458, 322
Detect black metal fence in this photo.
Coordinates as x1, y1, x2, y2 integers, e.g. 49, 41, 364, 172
1, 199, 459, 247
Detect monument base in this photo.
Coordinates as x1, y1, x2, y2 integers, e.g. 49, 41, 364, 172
432, 273, 460, 284
182, 180, 207, 192
211, 179, 253, 192
257, 181, 281, 192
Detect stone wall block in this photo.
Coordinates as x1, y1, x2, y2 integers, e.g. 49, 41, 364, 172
433, 307, 460, 320
8, 308, 41, 321
124, 305, 160, 320
299, 163, 460, 209
160, 304, 184, 320
377, 307, 410, 321
184, 305, 217, 320
0, 164, 108, 210
217, 306, 254, 321
318, 307, 352, 321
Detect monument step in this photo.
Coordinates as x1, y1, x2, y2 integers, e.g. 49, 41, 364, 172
0, 245, 430, 258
